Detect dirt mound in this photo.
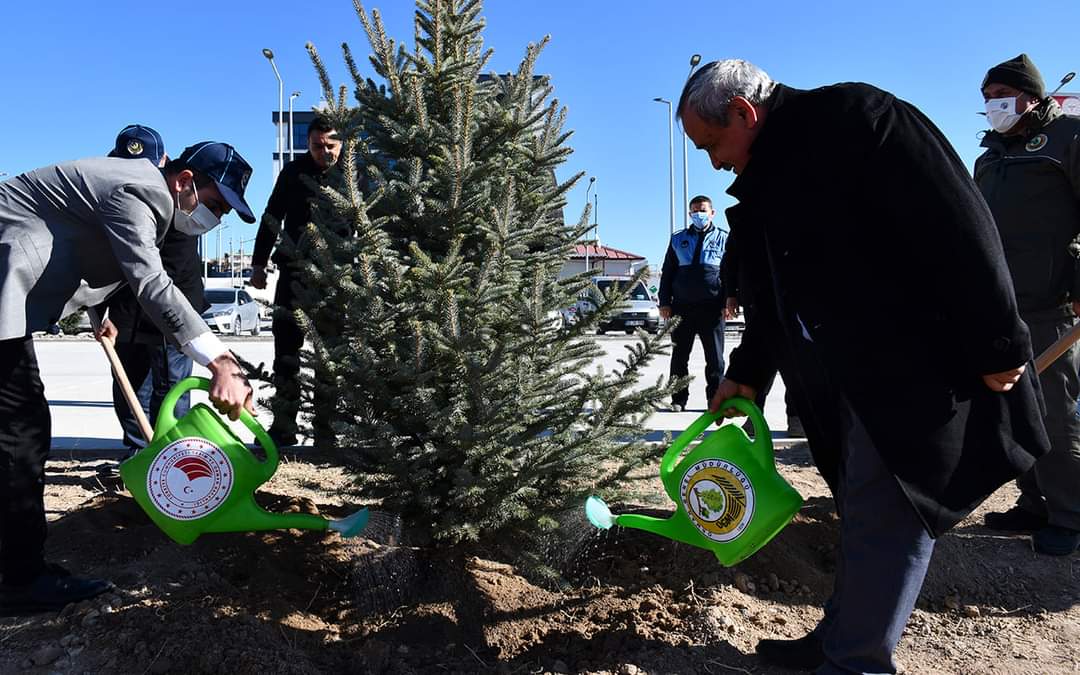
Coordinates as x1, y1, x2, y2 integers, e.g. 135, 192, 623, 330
2, 454, 1079, 674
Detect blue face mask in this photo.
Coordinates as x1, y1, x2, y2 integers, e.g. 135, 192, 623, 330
689, 211, 711, 230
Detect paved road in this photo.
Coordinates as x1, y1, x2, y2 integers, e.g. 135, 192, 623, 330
34, 331, 794, 452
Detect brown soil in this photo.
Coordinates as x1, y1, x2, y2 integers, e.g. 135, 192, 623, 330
2, 445, 1078, 674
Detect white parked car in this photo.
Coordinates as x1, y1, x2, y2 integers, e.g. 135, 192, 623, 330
576, 276, 661, 334
201, 288, 262, 336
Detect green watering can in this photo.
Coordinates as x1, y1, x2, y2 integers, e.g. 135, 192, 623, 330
119, 377, 368, 545
585, 398, 802, 566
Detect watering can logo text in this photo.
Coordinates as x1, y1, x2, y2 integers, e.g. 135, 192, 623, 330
148, 438, 235, 521
681, 459, 755, 542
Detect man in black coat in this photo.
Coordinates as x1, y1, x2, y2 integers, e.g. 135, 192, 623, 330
679, 59, 1049, 675
250, 115, 342, 448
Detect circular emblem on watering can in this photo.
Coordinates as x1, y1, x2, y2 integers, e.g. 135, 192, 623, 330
680, 459, 755, 542
147, 438, 234, 521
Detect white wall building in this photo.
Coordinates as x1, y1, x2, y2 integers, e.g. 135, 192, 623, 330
560, 242, 648, 279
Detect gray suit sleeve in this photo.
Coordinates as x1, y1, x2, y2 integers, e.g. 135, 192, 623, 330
96, 184, 210, 346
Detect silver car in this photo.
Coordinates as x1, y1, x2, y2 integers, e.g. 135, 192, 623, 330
576, 276, 661, 334
201, 288, 263, 336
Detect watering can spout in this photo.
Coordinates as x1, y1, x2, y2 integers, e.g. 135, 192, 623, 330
120, 377, 370, 545
615, 513, 708, 549
202, 504, 369, 538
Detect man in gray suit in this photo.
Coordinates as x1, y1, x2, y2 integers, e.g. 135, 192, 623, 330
0, 141, 256, 614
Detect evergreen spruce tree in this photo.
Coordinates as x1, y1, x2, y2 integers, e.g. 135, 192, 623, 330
294, 0, 680, 549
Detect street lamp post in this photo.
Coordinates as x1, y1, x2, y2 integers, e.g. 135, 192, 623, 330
653, 98, 675, 236
239, 237, 256, 273
594, 191, 599, 231
289, 91, 301, 162
681, 54, 701, 229
593, 190, 600, 274
216, 224, 230, 274
262, 48, 284, 178
584, 177, 596, 274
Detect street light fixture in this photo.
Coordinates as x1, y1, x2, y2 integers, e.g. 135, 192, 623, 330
289, 91, 301, 162
262, 48, 284, 178
681, 54, 701, 229
653, 98, 675, 236
585, 176, 596, 221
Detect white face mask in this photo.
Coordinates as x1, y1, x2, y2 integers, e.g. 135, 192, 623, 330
986, 97, 1023, 133
173, 180, 220, 236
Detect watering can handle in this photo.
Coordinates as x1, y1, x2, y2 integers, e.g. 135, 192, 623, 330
660, 398, 773, 479
154, 376, 279, 479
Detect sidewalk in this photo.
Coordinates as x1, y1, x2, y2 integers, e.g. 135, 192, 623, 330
35, 332, 802, 456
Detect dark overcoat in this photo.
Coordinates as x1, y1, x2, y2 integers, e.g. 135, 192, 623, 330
724, 83, 1050, 537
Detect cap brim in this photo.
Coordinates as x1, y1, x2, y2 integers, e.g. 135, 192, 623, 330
215, 180, 255, 223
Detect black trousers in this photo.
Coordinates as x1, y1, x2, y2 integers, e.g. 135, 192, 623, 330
754, 370, 798, 417
1015, 313, 1080, 530
270, 272, 332, 438
270, 273, 305, 435
669, 306, 725, 407
112, 341, 193, 451
0, 337, 50, 585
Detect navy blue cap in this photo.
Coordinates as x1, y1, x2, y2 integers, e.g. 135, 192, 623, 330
108, 124, 166, 166
176, 141, 255, 223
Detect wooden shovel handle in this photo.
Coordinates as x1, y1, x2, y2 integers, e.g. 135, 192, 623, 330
1035, 320, 1080, 375
85, 308, 155, 444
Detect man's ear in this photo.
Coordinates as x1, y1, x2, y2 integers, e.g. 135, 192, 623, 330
731, 96, 761, 129
168, 169, 193, 194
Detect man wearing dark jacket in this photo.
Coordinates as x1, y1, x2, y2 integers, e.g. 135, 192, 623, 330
975, 54, 1080, 556
721, 230, 803, 436
681, 59, 1049, 674
101, 125, 210, 453
250, 115, 341, 447
658, 195, 728, 411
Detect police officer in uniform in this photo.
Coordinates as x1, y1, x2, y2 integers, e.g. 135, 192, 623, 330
658, 195, 728, 411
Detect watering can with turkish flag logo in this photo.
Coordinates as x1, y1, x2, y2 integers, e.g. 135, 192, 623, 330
119, 377, 367, 545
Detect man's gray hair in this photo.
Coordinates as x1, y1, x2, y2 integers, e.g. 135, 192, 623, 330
677, 59, 776, 126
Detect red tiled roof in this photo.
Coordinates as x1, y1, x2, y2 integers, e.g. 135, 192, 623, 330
569, 243, 645, 260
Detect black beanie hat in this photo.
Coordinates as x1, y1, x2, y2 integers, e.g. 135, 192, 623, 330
982, 53, 1045, 98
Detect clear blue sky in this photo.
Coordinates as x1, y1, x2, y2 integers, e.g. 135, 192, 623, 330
1, 1, 1078, 266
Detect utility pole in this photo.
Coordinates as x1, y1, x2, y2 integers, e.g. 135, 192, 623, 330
653, 98, 675, 236
585, 177, 595, 275
682, 54, 702, 229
